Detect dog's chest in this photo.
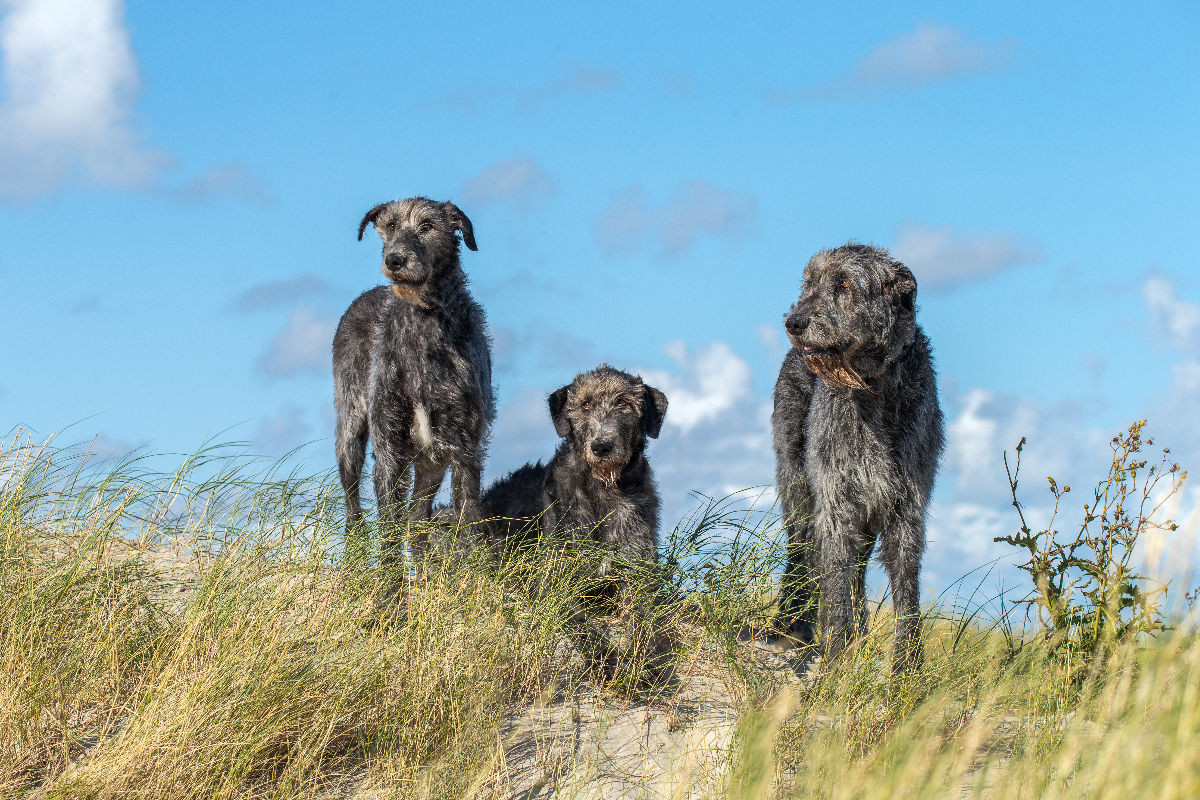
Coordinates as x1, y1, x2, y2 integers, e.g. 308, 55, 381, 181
559, 482, 640, 543
592, 493, 638, 544
371, 305, 476, 444
807, 387, 898, 508
410, 403, 434, 449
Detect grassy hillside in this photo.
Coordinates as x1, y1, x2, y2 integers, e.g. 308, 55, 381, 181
2, 432, 1197, 799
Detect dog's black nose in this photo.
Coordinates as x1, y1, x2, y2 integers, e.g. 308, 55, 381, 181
590, 440, 614, 458
785, 315, 807, 336
384, 252, 406, 269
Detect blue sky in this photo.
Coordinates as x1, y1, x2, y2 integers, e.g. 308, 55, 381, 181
3, 1, 1198, 597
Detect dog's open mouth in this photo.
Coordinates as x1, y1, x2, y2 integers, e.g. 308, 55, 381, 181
787, 330, 835, 356
791, 337, 841, 362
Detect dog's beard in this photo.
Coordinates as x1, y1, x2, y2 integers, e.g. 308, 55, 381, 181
803, 350, 869, 391
585, 454, 624, 489
390, 282, 430, 309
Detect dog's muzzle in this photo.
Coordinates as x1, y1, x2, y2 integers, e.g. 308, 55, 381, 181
382, 258, 431, 307
585, 447, 626, 489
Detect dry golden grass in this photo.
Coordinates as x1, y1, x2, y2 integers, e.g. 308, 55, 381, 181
2, 431, 1197, 799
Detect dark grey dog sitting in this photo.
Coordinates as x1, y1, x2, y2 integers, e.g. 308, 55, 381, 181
481, 365, 668, 573
333, 197, 494, 569
772, 243, 944, 673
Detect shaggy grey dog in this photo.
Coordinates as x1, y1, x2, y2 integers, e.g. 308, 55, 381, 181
481, 365, 671, 682
772, 243, 944, 673
333, 197, 494, 569
481, 365, 667, 573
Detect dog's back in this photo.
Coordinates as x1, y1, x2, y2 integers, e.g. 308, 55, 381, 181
479, 461, 547, 547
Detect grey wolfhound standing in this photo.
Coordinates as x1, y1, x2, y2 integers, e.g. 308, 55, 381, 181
772, 243, 944, 673
481, 365, 667, 572
333, 197, 494, 569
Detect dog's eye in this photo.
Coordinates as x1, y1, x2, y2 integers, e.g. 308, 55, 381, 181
581, 402, 592, 411
418, 221, 434, 233
838, 281, 852, 293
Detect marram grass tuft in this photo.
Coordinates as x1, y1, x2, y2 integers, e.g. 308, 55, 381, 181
1, 430, 1196, 799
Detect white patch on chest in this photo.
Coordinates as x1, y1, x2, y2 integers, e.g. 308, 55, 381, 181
412, 404, 433, 449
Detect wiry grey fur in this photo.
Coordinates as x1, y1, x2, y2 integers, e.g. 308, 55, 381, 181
333, 197, 494, 569
481, 365, 668, 574
772, 243, 944, 673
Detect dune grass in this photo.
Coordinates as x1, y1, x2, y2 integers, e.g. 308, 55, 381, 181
1, 430, 1196, 799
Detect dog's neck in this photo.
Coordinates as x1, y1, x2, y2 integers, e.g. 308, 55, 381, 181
388, 262, 467, 314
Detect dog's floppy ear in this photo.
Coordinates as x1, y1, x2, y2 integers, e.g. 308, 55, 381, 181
444, 202, 477, 251
885, 262, 917, 315
548, 385, 572, 437
640, 383, 668, 439
357, 203, 389, 241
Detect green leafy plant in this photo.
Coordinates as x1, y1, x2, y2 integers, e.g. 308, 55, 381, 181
996, 420, 1186, 662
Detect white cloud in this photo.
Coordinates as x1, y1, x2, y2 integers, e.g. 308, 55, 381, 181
640, 341, 753, 434
461, 156, 554, 212
891, 222, 1040, 289
593, 181, 757, 258
945, 390, 998, 478
943, 388, 1041, 502
1127, 272, 1200, 593
1139, 274, 1200, 482
634, 341, 775, 527
0, 1, 265, 203
658, 182, 757, 255
0, 0, 169, 199
929, 372, 1200, 602
926, 501, 1011, 569
71, 294, 101, 314
1143, 275, 1200, 352
256, 307, 337, 378
853, 23, 1015, 86
772, 23, 1016, 102
942, 387, 1118, 507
